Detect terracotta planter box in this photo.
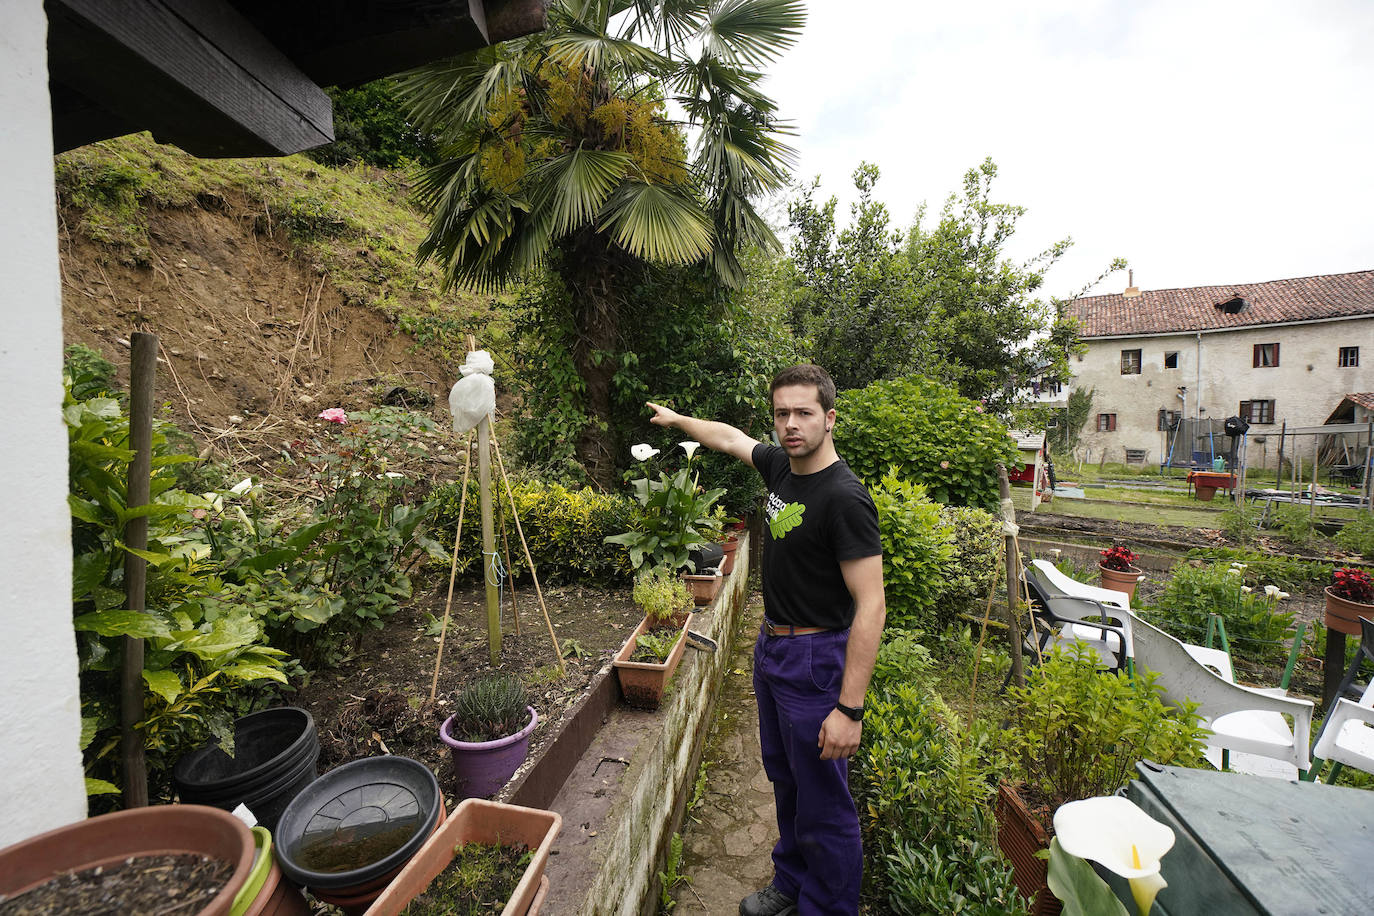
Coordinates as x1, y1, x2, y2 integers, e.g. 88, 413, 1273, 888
612, 612, 694, 709
719, 537, 740, 576
364, 799, 561, 916
682, 573, 722, 606
1324, 587, 1374, 636
1099, 563, 1142, 602
0, 804, 256, 916
995, 783, 1061, 916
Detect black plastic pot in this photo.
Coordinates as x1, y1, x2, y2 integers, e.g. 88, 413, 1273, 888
272, 756, 442, 894
173, 707, 320, 833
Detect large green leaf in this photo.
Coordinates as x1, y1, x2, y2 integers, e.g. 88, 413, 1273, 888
706, 0, 805, 65
168, 614, 262, 661
530, 148, 632, 239
222, 662, 288, 684
1046, 838, 1130, 916
142, 668, 184, 704
72, 610, 171, 639
547, 22, 670, 72
599, 182, 714, 263
72, 551, 109, 599
85, 777, 121, 797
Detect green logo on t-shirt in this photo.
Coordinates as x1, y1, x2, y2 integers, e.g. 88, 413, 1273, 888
769, 501, 805, 539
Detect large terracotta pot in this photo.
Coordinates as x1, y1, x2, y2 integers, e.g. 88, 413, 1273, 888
1324, 587, 1374, 636
995, 783, 1062, 916
1099, 564, 1142, 602
0, 804, 255, 916
234, 827, 310, 916
365, 799, 561, 916
612, 612, 694, 709
440, 706, 538, 800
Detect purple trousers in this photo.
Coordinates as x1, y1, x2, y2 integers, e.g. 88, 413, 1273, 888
753, 626, 862, 915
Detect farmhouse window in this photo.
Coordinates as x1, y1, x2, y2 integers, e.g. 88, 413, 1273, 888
1097, 413, 1117, 432
1164, 351, 1179, 369
1121, 349, 1142, 374
1253, 343, 1279, 368
1339, 346, 1359, 368
1239, 399, 1275, 425
1157, 409, 1181, 431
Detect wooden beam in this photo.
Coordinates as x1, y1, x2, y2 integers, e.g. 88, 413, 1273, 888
233, 0, 494, 89
485, 0, 550, 44
48, 0, 332, 157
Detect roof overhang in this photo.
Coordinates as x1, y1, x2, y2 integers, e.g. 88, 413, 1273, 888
47, 0, 547, 158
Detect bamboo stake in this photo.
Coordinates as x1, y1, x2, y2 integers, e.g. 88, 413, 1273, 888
490, 432, 564, 671
500, 512, 522, 637
996, 464, 1025, 688
968, 563, 1003, 722
429, 436, 473, 701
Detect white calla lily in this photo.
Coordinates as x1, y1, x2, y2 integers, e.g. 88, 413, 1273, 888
1226, 567, 1242, 576
1240, 585, 1252, 593
1054, 796, 1175, 916
1264, 584, 1280, 598
679, 440, 701, 460
229, 477, 254, 495
631, 443, 660, 461
1278, 590, 1290, 600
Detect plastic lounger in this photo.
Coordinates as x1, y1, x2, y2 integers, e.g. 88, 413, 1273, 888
1312, 682, 1374, 779
1128, 610, 1313, 779
1028, 559, 1131, 611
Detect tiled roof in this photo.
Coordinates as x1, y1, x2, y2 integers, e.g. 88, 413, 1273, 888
1348, 393, 1374, 411
1072, 270, 1374, 337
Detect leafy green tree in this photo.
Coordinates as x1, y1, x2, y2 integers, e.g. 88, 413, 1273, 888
307, 79, 439, 169
785, 159, 1125, 408
399, 0, 803, 486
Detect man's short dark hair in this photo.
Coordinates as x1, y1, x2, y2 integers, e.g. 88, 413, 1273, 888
770, 364, 836, 412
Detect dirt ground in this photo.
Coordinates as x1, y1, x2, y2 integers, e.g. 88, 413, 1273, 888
294, 578, 643, 788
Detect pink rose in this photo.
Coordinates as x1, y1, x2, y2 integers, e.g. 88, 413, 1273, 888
318, 408, 348, 424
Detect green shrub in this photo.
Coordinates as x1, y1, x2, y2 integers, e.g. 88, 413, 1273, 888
632, 568, 691, 623
854, 684, 1025, 913
872, 630, 935, 686
432, 478, 633, 584
1218, 502, 1261, 544
1336, 512, 1374, 560
932, 505, 1002, 629
834, 375, 1019, 509
1183, 547, 1331, 591
871, 473, 953, 632
64, 343, 118, 401
1269, 504, 1319, 546
1143, 561, 1298, 666
1003, 644, 1207, 811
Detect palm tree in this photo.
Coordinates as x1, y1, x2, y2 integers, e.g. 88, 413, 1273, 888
398, 0, 802, 486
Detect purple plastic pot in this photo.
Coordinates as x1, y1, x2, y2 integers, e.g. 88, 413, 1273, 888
440, 706, 538, 800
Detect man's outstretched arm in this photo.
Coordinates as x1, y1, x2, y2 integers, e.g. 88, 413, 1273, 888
647, 402, 761, 467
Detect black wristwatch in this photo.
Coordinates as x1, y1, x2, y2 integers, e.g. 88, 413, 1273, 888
835, 702, 864, 722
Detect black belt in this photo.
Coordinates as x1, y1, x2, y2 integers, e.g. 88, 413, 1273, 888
764, 620, 831, 637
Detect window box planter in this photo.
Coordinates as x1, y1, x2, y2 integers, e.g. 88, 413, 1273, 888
365, 799, 561, 916
612, 611, 694, 709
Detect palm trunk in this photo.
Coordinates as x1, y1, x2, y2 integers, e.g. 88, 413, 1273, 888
562, 233, 625, 489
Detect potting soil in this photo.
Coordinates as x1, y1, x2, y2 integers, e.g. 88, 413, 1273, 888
400, 842, 533, 915
0, 853, 233, 916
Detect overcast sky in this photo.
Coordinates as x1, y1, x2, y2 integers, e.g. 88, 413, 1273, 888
761, 0, 1374, 298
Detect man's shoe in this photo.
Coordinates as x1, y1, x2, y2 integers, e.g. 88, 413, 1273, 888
739, 883, 797, 916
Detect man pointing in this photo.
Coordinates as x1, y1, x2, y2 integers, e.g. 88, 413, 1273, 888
648, 363, 885, 916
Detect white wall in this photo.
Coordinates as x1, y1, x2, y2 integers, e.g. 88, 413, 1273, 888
1074, 316, 1374, 467
0, 1, 88, 847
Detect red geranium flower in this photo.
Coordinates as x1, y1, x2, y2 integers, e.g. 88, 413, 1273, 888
1100, 545, 1139, 571
1331, 568, 1374, 604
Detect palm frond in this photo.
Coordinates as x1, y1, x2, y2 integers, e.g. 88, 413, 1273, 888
546, 24, 671, 73
598, 182, 714, 263
706, 0, 805, 66
397, 51, 527, 134
528, 147, 633, 238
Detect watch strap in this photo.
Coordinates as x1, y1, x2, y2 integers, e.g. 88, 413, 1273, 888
835, 702, 864, 722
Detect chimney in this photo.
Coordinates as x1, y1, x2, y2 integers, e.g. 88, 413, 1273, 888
1123, 269, 1141, 299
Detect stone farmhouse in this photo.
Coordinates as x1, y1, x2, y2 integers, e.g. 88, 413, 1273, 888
1067, 270, 1374, 469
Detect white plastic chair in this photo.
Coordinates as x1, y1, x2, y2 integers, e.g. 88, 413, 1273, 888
1127, 610, 1314, 780
1028, 559, 1131, 610
1311, 680, 1374, 781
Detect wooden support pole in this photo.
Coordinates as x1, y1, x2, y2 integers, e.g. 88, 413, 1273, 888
464, 334, 501, 667
1310, 435, 1319, 520
1275, 421, 1286, 488
121, 331, 157, 809
996, 463, 1025, 689
1365, 422, 1373, 511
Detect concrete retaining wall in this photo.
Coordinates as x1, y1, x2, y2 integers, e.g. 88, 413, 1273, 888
577, 536, 753, 915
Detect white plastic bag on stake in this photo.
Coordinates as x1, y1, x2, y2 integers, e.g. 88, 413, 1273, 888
449, 349, 496, 434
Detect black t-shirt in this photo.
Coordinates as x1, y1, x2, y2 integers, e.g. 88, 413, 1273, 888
752, 443, 882, 629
